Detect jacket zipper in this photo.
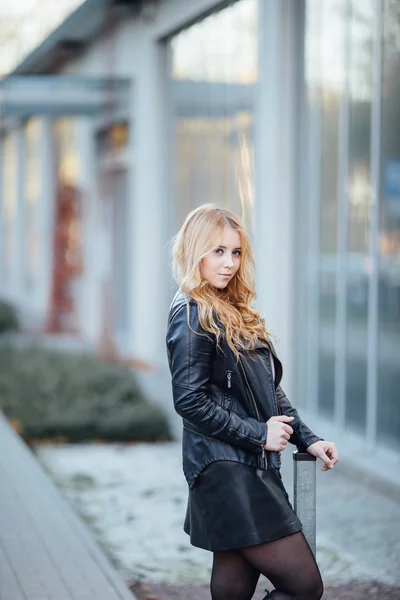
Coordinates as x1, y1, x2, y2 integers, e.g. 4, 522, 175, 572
226, 370, 232, 388
238, 356, 267, 469
268, 351, 280, 414
267, 351, 282, 468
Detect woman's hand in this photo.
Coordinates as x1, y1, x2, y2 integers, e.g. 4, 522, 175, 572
264, 415, 294, 451
307, 440, 339, 471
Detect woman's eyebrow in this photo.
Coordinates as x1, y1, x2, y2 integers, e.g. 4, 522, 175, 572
219, 245, 241, 250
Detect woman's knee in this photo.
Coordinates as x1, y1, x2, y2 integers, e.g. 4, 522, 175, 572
315, 578, 324, 600
210, 550, 258, 600
301, 575, 324, 600
270, 578, 323, 600
211, 579, 254, 600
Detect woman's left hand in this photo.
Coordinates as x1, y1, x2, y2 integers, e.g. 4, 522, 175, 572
306, 440, 339, 471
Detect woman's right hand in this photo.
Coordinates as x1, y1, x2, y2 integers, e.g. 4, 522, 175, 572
264, 415, 295, 451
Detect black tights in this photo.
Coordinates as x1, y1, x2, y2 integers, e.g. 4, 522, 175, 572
210, 531, 323, 600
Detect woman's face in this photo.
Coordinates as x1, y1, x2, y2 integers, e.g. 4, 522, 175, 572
200, 227, 241, 289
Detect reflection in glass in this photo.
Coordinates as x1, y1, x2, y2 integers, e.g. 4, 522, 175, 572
170, 0, 258, 233
306, 0, 400, 453
378, 0, 400, 452
49, 119, 83, 333
345, 0, 373, 435
306, 0, 346, 417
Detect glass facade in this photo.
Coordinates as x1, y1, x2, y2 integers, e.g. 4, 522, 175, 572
305, 0, 400, 451
0, 0, 397, 457
50, 119, 84, 332
345, 1, 373, 435
306, 0, 346, 419
170, 0, 258, 233
378, 0, 400, 451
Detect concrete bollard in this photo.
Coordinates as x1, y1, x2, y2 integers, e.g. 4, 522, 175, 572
293, 451, 317, 557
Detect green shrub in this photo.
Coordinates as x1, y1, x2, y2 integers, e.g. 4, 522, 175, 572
0, 346, 172, 442
0, 300, 19, 334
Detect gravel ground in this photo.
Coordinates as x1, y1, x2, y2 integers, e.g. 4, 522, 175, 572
128, 579, 400, 599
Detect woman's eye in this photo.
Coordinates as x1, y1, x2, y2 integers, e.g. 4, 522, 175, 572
214, 248, 241, 256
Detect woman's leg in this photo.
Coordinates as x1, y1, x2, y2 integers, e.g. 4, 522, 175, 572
239, 531, 323, 600
210, 549, 260, 600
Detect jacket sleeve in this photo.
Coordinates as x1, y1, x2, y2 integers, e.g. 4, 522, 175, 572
166, 302, 267, 453
275, 385, 324, 450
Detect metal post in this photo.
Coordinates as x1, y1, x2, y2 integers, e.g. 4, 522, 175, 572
293, 450, 317, 556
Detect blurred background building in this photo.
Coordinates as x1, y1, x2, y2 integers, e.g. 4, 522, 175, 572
0, 0, 399, 483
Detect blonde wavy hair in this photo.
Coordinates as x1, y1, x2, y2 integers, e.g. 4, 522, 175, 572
168, 204, 277, 361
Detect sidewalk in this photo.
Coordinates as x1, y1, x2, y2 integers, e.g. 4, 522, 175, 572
129, 579, 400, 599
0, 413, 136, 600
279, 447, 400, 587
126, 444, 400, 598
129, 364, 400, 598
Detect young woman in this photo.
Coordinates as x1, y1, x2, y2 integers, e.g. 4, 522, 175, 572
166, 205, 338, 600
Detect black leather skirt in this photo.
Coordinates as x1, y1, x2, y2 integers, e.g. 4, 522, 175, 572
183, 460, 302, 552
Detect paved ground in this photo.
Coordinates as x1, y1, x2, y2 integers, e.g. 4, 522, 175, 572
2, 332, 398, 600
128, 579, 400, 599
280, 447, 400, 587
123, 444, 400, 599
138, 366, 400, 589
128, 367, 400, 597
0, 413, 135, 600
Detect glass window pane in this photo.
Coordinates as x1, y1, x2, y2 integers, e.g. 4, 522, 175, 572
345, 0, 374, 435
50, 119, 83, 333
378, 0, 400, 452
170, 0, 258, 233
306, 0, 347, 418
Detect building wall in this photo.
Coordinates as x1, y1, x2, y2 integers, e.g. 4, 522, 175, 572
299, 0, 400, 484
1, 0, 398, 479
60, 0, 400, 477
54, 0, 299, 382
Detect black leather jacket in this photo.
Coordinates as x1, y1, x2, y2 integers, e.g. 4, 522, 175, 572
166, 290, 323, 489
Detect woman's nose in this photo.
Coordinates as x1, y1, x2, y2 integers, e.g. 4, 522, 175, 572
224, 255, 234, 267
